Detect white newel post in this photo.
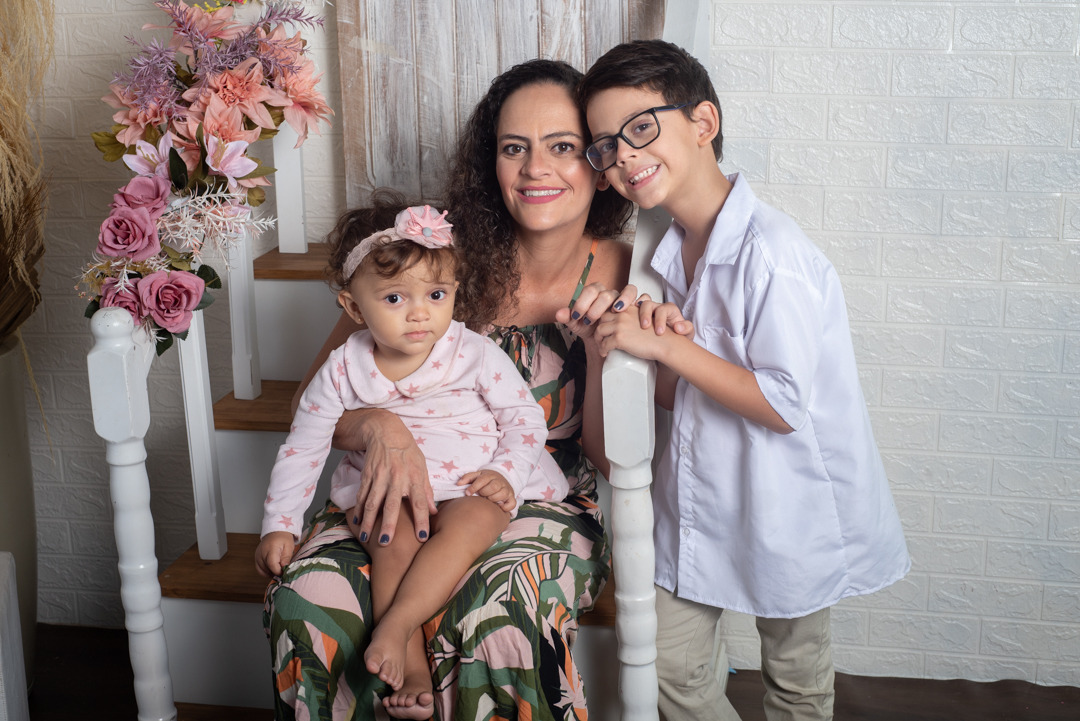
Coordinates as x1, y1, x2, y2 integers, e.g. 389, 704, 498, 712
603, 350, 660, 721
273, 123, 307, 253
87, 308, 176, 721
227, 230, 262, 400
178, 310, 227, 560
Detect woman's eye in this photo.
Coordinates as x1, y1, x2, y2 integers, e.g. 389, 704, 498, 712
553, 141, 576, 154
501, 143, 525, 156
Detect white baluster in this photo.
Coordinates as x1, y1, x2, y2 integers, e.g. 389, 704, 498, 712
88, 308, 176, 721
273, 123, 307, 254
178, 310, 227, 560
228, 230, 262, 400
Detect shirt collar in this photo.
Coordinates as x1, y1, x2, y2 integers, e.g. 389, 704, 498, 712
651, 172, 756, 280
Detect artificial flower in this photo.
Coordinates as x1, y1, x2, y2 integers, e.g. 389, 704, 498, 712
123, 132, 178, 179
137, 270, 205, 334
99, 277, 144, 325
280, 63, 334, 147
112, 175, 173, 220
97, 206, 162, 261
204, 134, 258, 191
185, 57, 291, 131
396, 206, 454, 247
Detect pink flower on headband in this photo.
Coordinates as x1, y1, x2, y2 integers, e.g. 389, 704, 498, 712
395, 206, 453, 247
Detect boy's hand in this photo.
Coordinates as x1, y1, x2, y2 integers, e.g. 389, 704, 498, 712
255, 531, 296, 578
635, 293, 695, 337
595, 302, 685, 360
459, 470, 517, 512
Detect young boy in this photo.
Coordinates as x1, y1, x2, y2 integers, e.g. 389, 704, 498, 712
579, 40, 910, 721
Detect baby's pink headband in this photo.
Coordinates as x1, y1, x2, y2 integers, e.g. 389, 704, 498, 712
343, 205, 454, 280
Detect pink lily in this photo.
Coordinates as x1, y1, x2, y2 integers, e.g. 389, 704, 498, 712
204, 134, 258, 191
123, 132, 177, 178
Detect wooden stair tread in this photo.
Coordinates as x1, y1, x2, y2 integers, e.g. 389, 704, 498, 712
213, 380, 298, 432
160, 532, 617, 625
254, 242, 330, 280
177, 702, 271, 720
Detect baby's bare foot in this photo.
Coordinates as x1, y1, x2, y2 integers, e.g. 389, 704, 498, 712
364, 621, 410, 690
382, 687, 434, 720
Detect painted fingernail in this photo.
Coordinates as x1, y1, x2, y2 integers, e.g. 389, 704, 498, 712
613, 301, 624, 311
359, 532, 368, 542
352, 515, 359, 525
583, 317, 591, 325
418, 530, 428, 540
379, 534, 390, 545
636, 300, 643, 307
571, 311, 580, 320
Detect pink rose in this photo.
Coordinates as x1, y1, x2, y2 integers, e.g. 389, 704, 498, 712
99, 277, 144, 324
97, 206, 161, 261
112, 176, 172, 220
137, 270, 205, 333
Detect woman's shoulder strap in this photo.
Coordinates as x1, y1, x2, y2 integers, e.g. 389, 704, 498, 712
570, 238, 601, 305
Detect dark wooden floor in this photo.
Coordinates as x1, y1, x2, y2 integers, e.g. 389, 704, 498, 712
28, 624, 1080, 720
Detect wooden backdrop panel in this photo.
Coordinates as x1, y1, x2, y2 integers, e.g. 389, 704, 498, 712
337, 0, 665, 207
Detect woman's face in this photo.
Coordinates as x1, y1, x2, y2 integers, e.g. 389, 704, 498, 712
495, 82, 605, 240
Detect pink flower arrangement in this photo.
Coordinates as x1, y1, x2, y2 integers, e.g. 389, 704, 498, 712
81, 0, 331, 354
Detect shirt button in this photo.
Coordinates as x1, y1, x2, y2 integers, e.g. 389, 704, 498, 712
680, 445, 690, 456
681, 527, 690, 538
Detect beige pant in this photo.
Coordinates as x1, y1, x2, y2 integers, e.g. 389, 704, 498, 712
655, 585, 835, 721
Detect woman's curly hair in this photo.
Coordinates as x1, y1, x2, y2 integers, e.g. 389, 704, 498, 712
444, 59, 632, 331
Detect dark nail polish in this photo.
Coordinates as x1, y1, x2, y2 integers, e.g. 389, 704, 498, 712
571, 311, 580, 320
359, 532, 368, 542
379, 534, 390, 545
418, 530, 428, 540
613, 301, 624, 311
352, 515, 359, 525
635, 300, 643, 307
583, 317, 591, 325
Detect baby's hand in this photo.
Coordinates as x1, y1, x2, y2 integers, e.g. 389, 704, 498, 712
458, 470, 516, 512
255, 531, 295, 578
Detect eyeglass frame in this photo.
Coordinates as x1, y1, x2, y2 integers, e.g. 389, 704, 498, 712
584, 103, 692, 172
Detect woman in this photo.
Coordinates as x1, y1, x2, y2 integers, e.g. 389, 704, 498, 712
263, 59, 634, 720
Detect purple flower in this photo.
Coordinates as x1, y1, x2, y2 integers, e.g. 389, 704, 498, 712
137, 270, 205, 333
100, 277, 144, 324
112, 175, 172, 220
97, 206, 162, 261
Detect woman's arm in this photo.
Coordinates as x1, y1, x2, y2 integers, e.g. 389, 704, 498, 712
296, 311, 436, 543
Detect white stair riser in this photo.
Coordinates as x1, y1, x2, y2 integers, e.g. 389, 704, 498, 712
253, 279, 342, 381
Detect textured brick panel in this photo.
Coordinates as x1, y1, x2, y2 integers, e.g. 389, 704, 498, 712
1005, 289, 1080, 330
723, 96, 827, 139
883, 452, 991, 494
893, 492, 932, 532
888, 148, 1005, 191
886, 285, 1002, 326
1056, 421, 1080, 459
1015, 57, 1080, 99
948, 102, 1071, 147
825, 190, 939, 234
986, 541, 1080, 582
925, 654, 1037, 684
711, 50, 771, 91
954, 7, 1079, 52
883, 370, 997, 412
851, 326, 943, 366
872, 611, 980, 652
770, 142, 883, 186
718, 140, 769, 181
870, 410, 938, 450
755, 185, 824, 230
816, 234, 879, 275
939, 414, 1054, 456
774, 52, 889, 95
981, 621, 1080, 662
892, 54, 1012, 98
1048, 505, 1080, 543
1043, 585, 1080, 623
838, 573, 928, 612
834, 648, 924, 677
881, 237, 999, 280
906, 536, 985, 575
1009, 152, 1080, 194
834, 5, 950, 49
829, 100, 946, 143
994, 460, 1080, 500
831, 608, 869, 645
934, 498, 1048, 540
945, 330, 1063, 372
1000, 377, 1080, 416
928, 578, 1042, 619
713, 4, 830, 47
942, 195, 1060, 238
1037, 663, 1080, 687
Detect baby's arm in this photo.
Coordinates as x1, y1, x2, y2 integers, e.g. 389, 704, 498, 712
458, 469, 516, 512
255, 531, 296, 578
594, 304, 793, 433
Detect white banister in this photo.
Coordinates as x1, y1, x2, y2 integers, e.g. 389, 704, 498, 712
602, 206, 671, 721
178, 311, 227, 560
87, 308, 176, 721
272, 123, 307, 254
227, 230, 262, 400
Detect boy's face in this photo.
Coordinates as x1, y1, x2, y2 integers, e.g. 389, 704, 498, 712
585, 86, 703, 211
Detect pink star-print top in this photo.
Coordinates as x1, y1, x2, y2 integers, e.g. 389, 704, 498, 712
261, 320, 568, 539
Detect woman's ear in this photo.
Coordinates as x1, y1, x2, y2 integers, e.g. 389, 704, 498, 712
690, 101, 721, 148
338, 289, 365, 327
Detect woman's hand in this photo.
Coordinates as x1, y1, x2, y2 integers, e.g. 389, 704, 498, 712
340, 408, 437, 544
255, 531, 295, 578
555, 282, 640, 335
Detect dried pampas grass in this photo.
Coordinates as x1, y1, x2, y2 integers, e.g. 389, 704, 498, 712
0, 0, 55, 343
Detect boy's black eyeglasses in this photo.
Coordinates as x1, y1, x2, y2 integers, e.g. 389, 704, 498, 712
584, 103, 691, 172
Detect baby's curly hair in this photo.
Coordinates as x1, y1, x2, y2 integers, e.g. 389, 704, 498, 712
444, 59, 633, 331
325, 188, 457, 291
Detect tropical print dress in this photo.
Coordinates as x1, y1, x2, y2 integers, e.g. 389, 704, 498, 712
264, 245, 611, 720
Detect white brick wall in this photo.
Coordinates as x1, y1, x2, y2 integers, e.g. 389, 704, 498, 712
18, 0, 1080, 685
712, 1, 1080, 683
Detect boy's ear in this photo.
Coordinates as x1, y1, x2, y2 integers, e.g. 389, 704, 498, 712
690, 101, 721, 149
338, 289, 366, 327
596, 173, 611, 191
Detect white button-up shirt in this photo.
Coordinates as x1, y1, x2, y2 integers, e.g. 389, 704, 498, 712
651, 174, 910, 618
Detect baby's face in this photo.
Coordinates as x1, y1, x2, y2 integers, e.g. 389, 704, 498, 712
346, 261, 458, 371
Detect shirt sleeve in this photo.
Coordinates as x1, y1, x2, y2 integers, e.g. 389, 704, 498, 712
746, 267, 824, 432
261, 346, 350, 540
473, 339, 550, 497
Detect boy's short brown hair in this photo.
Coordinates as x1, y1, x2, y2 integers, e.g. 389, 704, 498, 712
578, 39, 723, 161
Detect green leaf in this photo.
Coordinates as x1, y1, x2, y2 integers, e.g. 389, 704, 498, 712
246, 186, 266, 207
240, 159, 277, 180
195, 291, 215, 311
84, 299, 101, 319
91, 130, 127, 163
168, 148, 189, 190
196, 263, 222, 290
175, 329, 189, 342
155, 331, 174, 356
